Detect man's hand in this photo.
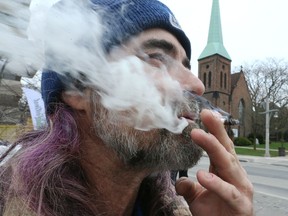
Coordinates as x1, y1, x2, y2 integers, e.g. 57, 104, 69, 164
175, 109, 254, 216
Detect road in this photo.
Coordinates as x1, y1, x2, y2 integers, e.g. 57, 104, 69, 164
187, 156, 288, 216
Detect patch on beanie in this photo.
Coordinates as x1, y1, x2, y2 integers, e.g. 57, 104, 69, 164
169, 13, 182, 30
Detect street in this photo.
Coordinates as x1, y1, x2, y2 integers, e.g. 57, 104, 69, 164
188, 156, 288, 216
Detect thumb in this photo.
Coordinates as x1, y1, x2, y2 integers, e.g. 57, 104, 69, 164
175, 177, 203, 204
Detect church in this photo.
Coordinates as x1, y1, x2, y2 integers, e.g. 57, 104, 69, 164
197, 0, 252, 137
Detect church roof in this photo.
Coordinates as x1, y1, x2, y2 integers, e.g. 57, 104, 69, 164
198, 0, 231, 61
231, 72, 241, 89
231, 71, 247, 93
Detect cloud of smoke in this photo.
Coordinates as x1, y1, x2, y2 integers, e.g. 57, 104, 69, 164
1, 0, 194, 133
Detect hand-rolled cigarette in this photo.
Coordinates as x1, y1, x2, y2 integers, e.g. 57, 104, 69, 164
183, 91, 240, 126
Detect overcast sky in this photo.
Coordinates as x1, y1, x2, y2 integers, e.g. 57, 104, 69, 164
160, 0, 288, 75
25, 0, 288, 76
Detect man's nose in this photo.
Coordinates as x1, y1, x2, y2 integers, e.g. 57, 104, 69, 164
176, 68, 205, 96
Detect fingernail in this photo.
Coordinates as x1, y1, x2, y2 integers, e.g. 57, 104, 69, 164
205, 172, 213, 179
176, 177, 188, 184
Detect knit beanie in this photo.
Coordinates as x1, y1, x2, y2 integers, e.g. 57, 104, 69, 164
42, 0, 191, 114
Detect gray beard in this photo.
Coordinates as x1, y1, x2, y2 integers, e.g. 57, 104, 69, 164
127, 128, 203, 171
93, 110, 203, 171
90, 93, 203, 171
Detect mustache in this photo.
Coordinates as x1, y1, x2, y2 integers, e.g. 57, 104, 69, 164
176, 91, 200, 122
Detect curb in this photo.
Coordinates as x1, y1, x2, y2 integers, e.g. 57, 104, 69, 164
237, 155, 288, 167
203, 152, 288, 167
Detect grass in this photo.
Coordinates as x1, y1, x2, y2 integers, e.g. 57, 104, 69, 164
235, 147, 279, 157
266, 142, 288, 149
235, 141, 287, 157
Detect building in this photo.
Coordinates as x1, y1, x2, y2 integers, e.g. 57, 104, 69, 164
198, 0, 252, 137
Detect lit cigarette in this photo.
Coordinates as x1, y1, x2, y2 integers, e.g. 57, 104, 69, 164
184, 91, 240, 126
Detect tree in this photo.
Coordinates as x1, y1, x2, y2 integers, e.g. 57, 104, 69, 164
241, 58, 288, 144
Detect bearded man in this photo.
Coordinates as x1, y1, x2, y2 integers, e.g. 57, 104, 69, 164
0, 0, 253, 215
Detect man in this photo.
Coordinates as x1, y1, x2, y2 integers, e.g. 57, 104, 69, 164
0, 0, 253, 215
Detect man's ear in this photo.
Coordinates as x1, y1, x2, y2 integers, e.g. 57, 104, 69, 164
61, 90, 90, 111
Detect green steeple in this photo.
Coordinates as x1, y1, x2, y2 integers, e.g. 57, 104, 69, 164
198, 0, 231, 60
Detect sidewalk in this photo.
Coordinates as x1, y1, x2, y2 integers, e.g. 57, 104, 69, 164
202, 151, 288, 167
254, 192, 288, 216
237, 154, 288, 167
237, 155, 288, 216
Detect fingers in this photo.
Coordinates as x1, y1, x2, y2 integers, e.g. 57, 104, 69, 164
176, 172, 254, 215
197, 170, 254, 211
175, 170, 253, 209
175, 177, 204, 204
191, 110, 248, 186
192, 128, 248, 186
186, 109, 254, 215
197, 170, 240, 205
176, 171, 252, 208
191, 109, 238, 171
200, 109, 235, 153
191, 129, 234, 171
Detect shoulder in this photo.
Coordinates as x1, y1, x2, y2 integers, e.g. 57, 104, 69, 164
173, 196, 192, 216
164, 194, 192, 216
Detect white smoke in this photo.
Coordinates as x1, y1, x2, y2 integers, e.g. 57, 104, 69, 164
1, 0, 190, 133
0, 0, 44, 77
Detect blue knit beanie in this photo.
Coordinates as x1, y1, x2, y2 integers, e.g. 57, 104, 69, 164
42, 0, 191, 114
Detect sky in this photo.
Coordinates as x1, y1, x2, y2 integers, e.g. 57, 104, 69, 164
2, 0, 288, 78
160, 0, 288, 75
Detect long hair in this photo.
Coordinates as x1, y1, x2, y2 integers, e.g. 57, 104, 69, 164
1, 105, 97, 215
0, 104, 181, 216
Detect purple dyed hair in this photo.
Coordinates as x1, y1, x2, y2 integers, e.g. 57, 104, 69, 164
0, 104, 179, 216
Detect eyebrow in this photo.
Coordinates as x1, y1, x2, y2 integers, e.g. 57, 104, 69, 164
140, 39, 191, 69
141, 39, 175, 55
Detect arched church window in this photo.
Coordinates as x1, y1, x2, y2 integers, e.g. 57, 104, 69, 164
224, 73, 227, 89
203, 73, 207, 87
208, 71, 212, 88
220, 71, 223, 88
238, 99, 245, 125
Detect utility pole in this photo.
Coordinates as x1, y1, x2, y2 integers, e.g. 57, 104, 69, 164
264, 96, 270, 157
260, 95, 278, 157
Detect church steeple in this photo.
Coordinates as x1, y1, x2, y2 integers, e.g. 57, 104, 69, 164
198, 0, 231, 60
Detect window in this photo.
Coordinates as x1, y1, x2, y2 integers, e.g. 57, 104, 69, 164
220, 71, 223, 88
208, 71, 212, 88
238, 99, 245, 125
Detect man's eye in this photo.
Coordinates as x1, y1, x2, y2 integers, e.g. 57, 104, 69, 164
148, 53, 165, 61
146, 53, 166, 67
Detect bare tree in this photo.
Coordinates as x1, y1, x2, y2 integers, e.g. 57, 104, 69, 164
242, 58, 288, 142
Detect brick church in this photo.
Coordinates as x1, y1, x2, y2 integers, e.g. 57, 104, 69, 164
197, 0, 252, 137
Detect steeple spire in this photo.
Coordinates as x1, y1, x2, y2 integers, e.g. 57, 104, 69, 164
198, 0, 231, 60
